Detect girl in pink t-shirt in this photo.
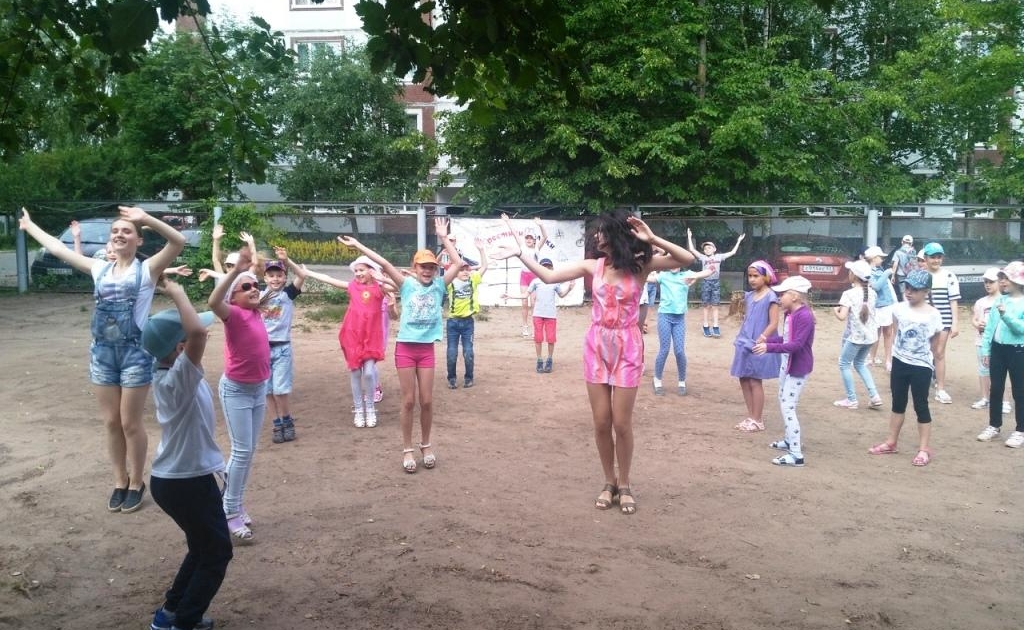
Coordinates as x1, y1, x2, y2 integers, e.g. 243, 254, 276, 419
209, 234, 270, 542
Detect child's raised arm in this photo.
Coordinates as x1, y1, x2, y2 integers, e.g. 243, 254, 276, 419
473, 237, 489, 275
160, 278, 208, 366
631, 217, 694, 273
437, 218, 463, 285
337, 235, 403, 288
211, 223, 226, 274
685, 228, 701, 258
209, 238, 252, 320
274, 246, 306, 291
721, 233, 745, 259
301, 265, 349, 291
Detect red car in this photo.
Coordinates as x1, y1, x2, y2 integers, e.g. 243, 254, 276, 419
761, 234, 852, 296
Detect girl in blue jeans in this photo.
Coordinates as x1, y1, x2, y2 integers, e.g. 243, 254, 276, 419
832, 260, 882, 410
209, 235, 269, 541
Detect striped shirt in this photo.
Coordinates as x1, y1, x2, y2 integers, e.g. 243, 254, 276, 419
928, 270, 961, 328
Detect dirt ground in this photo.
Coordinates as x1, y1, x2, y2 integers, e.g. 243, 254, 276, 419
1, 292, 1022, 630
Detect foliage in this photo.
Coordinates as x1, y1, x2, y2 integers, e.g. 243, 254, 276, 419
0, 0, 212, 161
112, 25, 293, 199
271, 46, 438, 202
275, 238, 359, 265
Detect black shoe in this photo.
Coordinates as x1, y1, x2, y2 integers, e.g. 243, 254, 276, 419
448, 378, 457, 389
463, 378, 474, 388
120, 482, 146, 513
107, 486, 128, 512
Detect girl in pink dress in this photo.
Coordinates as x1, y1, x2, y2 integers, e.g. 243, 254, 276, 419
495, 210, 694, 515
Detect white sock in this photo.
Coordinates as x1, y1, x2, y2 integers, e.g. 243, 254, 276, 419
678, 380, 686, 388
653, 378, 663, 387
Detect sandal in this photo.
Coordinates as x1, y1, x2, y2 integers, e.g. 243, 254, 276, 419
868, 441, 898, 455
912, 448, 932, 467
226, 514, 253, 542
618, 486, 636, 515
594, 483, 617, 510
402, 448, 417, 473
419, 443, 436, 469
735, 418, 765, 432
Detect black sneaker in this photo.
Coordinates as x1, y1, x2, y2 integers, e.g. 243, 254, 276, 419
463, 378, 474, 388
120, 483, 146, 513
536, 360, 544, 373
150, 607, 215, 630
543, 358, 553, 373
107, 486, 128, 512
271, 421, 284, 444
447, 378, 457, 389
282, 418, 296, 442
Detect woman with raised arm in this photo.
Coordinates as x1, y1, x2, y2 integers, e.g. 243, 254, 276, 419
494, 210, 694, 515
19, 206, 185, 513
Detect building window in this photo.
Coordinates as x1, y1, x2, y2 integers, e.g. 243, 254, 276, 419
295, 39, 344, 69
291, 0, 343, 9
405, 109, 423, 133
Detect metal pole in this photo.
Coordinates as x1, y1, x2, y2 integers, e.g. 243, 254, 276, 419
866, 206, 879, 246
417, 203, 426, 251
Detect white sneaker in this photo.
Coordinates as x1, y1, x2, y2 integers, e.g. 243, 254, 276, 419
971, 398, 990, 410
1002, 401, 1012, 414
1005, 431, 1024, 448
521, 325, 529, 337
977, 426, 1001, 442
365, 409, 378, 428
353, 409, 366, 428
934, 389, 952, 404
868, 396, 884, 409
833, 398, 859, 409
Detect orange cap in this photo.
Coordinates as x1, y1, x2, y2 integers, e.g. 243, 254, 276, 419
411, 249, 438, 266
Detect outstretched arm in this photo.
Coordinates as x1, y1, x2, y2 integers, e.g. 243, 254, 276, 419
211, 223, 225, 274
437, 218, 463, 285
301, 265, 349, 290
534, 217, 549, 251
685, 228, 701, 258
633, 217, 694, 273
160, 278, 209, 366
337, 235, 403, 288
473, 237, 488, 275
209, 239, 252, 320
275, 246, 306, 291
19, 208, 97, 274
721, 233, 745, 259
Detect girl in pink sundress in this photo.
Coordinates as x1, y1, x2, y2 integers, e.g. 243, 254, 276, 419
495, 210, 694, 516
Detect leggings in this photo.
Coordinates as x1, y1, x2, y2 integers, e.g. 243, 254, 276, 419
778, 371, 807, 456
351, 359, 379, 411
654, 312, 686, 380
988, 342, 1024, 432
890, 357, 932, 423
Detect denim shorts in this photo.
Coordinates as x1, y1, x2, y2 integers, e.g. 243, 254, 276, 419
90, 342, 153, 388
700, 279, 721, 306
268, 343, 294, 395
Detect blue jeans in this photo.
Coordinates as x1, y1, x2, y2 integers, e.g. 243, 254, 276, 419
218, 376, 267, 516
654, 312, 686, 380
838, 340, 878, 402
150, 474, 233, 630
446, 317, 475, 381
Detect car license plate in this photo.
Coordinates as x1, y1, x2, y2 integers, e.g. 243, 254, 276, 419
51, 267, 73, 276
959, 275, 982, 283
801, 265, 834, 273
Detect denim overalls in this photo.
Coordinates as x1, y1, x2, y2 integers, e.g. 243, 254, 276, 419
89, 260, 153, 387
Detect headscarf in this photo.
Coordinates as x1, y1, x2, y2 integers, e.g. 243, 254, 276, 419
748, 260, 778, 285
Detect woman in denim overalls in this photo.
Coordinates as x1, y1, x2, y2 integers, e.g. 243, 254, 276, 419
19, 207, 186, 512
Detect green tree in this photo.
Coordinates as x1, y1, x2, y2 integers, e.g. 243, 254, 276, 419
271, 47, 437, 202
0, 0, 214, 161
111, 24, 292, 200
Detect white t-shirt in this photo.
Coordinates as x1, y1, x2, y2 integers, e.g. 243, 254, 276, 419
893, 301, 943, 369
528, 279, 568, 319
150, 352, 224, 479
91, 259, 155, 330
839, 286, 879, 345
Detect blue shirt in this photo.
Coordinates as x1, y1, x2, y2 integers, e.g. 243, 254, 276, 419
981, 294, 1024, 355
397, 276, 446, 342
657, 270, 696, 314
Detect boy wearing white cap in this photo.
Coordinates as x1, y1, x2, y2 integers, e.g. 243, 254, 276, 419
686, 228, 745, 337
144, 278, 230, 630
891, 235, 917, 301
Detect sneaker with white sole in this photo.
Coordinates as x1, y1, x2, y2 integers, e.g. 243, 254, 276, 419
1003, 401, 1012, 414
934, 389, 952, 404
868, 396, 884, 409
1005, 431, 1024, 448
977, 426, 1001, 442
771, 453, 805, 467
353, 409, 366, 428
971, 398, 990, 410
833, 398, 859, 409
365, 409, 378, 428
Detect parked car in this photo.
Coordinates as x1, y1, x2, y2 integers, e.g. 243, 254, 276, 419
760, 234, 853, 297
30, 218, 193, 283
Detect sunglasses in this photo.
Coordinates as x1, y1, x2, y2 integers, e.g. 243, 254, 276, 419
234, 282, 258, 293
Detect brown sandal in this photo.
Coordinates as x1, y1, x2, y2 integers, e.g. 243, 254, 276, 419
618, 486, 636, 515
595, 483, 617, 510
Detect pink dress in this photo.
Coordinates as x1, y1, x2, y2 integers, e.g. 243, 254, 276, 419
584, 257, 644, 387
338, 281, 386, 370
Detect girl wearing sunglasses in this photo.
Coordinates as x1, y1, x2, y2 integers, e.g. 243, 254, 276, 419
208, 232, 269, 542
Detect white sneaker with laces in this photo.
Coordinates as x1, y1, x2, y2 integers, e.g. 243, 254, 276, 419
971, 398, 990, 410
833, 398, 858, 409
868, 396, 884, 409
1005, 431, 1024, 448
977, 426, 1001, 442
935, 389, 952, 404
1002, 401, 1011, 414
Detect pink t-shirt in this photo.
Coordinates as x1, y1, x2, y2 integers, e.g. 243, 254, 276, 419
223, 305, 270, 383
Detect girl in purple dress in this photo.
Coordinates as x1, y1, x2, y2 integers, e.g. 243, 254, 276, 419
731, 261, 782, 432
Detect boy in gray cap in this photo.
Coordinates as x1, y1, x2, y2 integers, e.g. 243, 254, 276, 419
143, 278, 231, 630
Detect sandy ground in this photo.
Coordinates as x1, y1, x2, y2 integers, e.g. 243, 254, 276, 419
1, 293, 1022, 630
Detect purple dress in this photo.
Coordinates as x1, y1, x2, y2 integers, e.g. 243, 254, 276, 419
730, 290, 782, 379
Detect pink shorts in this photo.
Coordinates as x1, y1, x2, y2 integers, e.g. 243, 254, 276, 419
394, 341, 435, 369
533, 317, 557, 343
520, 269, 537, 287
